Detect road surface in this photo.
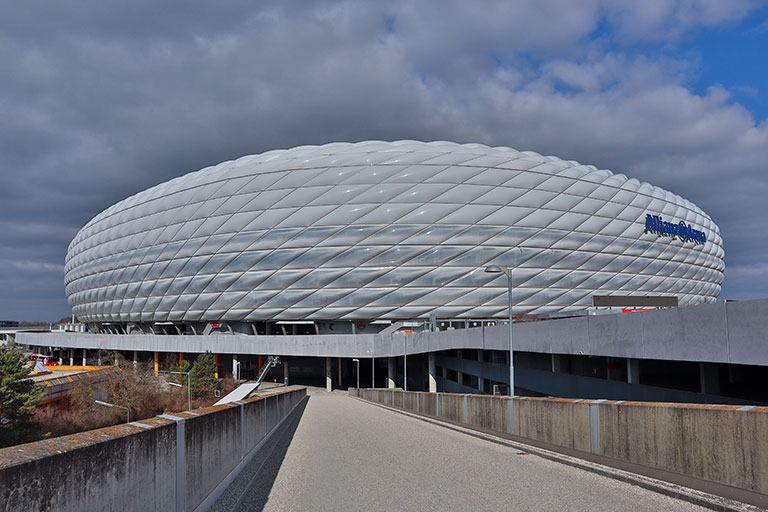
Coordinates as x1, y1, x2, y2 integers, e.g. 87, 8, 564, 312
213, 389, 706, 511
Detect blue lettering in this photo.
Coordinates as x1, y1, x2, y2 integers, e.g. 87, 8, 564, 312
643, 213, 706, 245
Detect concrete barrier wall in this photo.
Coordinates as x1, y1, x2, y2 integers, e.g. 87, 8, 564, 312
418, 392, 437, 416
467, 395, 509, 433
515, 397, 591, 452
185, 403, 242, 508
597, 401, 768, 493
437, 393, 465, 423
349, 388, 768, 502
0, 388, 307, 512
403, 391, 419, 412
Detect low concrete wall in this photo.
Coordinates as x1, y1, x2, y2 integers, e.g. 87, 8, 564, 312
0, 387, 306, 512
597, 401, 768, 494
515, 397, 591, 452
437, 393, 466, 423
349, 388, 768, 506
467, 395, 509, 433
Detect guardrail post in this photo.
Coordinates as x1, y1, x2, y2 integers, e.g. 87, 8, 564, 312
159, 414, 186, 512
589, 399, 606, 455
240, 403, 245, 460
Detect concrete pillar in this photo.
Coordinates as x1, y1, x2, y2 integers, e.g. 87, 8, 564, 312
133, 351, 138, 369
478, 377, 485, 393
326, 357, 332, 392
233, 354, 239, 381
428, 352, 437, 393
337, 357, 342, 386
627, 358, 640, 384
700, 362, 721, 395
387, 357, 396, 389
69, 352, 74, 366
551, 354, 562, 373
58, 350, 63, 366
82, 349, 87, 366
283, 360, 289, 385
97, 350, 102, 366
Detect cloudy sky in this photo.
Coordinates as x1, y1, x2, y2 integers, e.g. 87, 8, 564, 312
2, 1, 767, 320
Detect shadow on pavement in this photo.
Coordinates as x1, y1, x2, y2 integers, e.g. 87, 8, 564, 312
211, 397, 309, 512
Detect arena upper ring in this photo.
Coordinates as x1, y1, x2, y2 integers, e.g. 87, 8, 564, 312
64, 140, 724, 331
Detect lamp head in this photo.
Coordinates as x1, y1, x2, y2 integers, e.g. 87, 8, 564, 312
485, 265, 504, 274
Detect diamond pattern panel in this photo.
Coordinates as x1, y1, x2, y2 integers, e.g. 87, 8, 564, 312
64, 141, 725, 323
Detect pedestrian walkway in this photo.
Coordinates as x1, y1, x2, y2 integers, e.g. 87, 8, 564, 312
214, 390, 705, 511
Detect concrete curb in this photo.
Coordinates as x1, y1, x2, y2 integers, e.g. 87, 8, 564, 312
352, 396, 762, 512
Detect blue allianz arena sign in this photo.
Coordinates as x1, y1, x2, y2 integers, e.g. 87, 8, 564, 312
645, 214, 706, 245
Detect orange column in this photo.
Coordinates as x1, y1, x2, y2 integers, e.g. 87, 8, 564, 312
258, 355, 264, 376
179, 352, 184, 364
154, 352, 159, 376
214, 354, 219, 379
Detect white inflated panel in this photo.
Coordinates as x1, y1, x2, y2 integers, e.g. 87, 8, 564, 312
65, 141, 724, 322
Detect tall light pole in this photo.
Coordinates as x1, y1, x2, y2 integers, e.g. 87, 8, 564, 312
95, 399, 130, 423
485, 265, 514, 395
352, 358, 360, 389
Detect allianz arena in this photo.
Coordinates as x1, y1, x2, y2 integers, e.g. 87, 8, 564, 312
64, 141, 724, 329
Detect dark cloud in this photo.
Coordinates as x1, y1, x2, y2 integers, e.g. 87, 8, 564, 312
1, 1, 766, 319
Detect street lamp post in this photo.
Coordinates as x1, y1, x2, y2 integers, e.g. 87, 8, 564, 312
352, 358, 360, 389
169, 371, 191, 411
94, 399, 130, 423
485, 265, 514, 396
162, 371, 191, 411
168, 382, 191, 411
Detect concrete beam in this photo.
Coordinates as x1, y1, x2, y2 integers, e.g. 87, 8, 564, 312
18, 298, 768, 367
428, 352, 437, 393
627, 358, 640, 384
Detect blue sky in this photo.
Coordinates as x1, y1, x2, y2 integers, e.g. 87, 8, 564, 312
690, 5, 768, 120
1, 1, 767, 320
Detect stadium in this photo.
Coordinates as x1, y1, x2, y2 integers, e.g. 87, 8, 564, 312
64, 140, 724, 335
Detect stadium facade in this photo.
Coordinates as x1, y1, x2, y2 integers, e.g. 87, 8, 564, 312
64, 141, 724, 333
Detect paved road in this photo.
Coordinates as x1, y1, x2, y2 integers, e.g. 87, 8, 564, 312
214, 390, 706, 511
